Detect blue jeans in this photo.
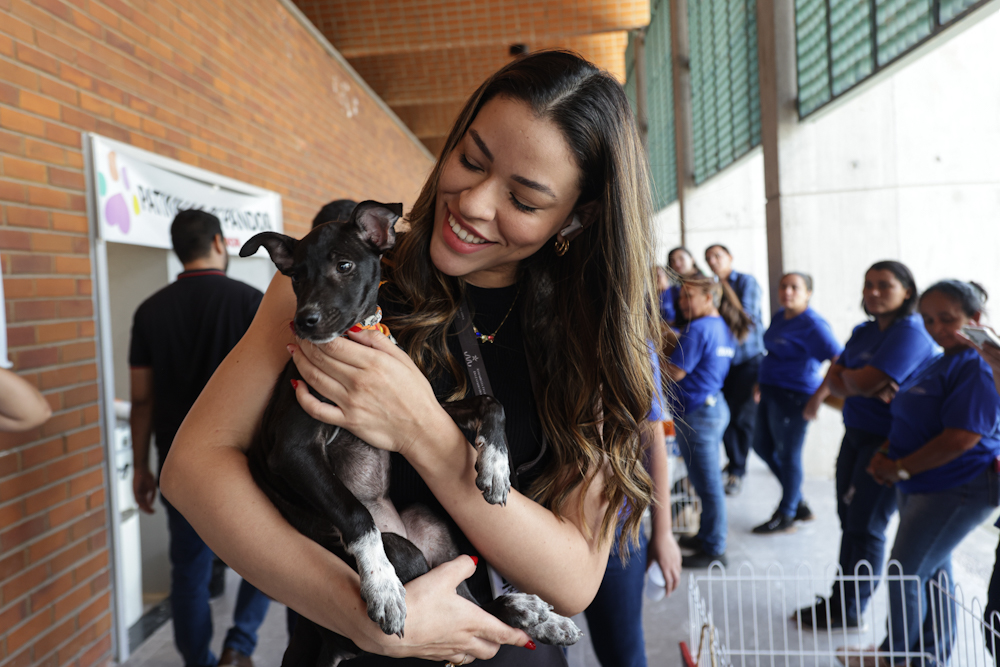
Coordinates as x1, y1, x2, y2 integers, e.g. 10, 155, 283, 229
832, 427, 898, 621
164, 499, 271, 666
752, 385, 811, 517
677, 394, 730, 555
879, 465, 998, 663
584, 526, 649, 667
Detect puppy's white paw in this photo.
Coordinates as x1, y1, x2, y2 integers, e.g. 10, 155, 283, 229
348, 529, 408, 637
474, 436, 510, 506
499, 593, 581, 647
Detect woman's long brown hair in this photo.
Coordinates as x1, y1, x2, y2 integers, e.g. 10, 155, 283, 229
380, 51, 659, 550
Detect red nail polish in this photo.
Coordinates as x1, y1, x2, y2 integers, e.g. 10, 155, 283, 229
290, 379, 299, 390
286, 344, 295, 355
525, 641, 536, 651
470, 556, 478, 566
349, 324, 362, 332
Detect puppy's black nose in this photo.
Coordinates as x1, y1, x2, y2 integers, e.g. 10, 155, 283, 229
295, 309, 322, 331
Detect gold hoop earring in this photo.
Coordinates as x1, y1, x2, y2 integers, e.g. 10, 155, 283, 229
554, 236, 570, 256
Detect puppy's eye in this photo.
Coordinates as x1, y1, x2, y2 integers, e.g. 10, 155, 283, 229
337, 261, 354, 274
288, 271, 300, 284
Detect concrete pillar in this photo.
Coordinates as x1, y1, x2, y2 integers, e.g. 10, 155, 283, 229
756, 0, 799, 313
670, 0, 695, 247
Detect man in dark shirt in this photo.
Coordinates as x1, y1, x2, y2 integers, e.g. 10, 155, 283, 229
129, 210, 268, 667
706, 244, 766, 496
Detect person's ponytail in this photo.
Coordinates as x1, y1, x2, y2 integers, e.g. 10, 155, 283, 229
717, 280, 753, 342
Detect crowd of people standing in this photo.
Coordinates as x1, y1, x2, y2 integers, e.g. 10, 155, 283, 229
660, 249, 1000, 666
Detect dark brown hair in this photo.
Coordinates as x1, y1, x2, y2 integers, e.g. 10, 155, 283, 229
380, 51, 658, 548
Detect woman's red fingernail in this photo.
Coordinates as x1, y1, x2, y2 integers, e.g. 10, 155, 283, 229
470, 556, 478, 566
349, 324, 362, 332
525, 641, 536, 651
286, 344, 295, 355
290, 379, 299, 390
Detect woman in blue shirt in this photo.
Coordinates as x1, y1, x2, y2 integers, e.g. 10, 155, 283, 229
840, 281, 1000, 666
796, 261, 937, 630
664, 276, 752, 567
751, 273, 842, 534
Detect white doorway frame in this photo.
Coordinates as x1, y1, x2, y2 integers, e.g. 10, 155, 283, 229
83, 133, 282, 661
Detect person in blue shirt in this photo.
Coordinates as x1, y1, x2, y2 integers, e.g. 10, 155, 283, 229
751, 272, 843, 534
583, 346, 682, 667
795, 261, 937, 630
706, 244, 765, 497
958, 323, 1000, 656
664, 275, 753, 568
839, 280, 1000, 666
660, 247, 706, 327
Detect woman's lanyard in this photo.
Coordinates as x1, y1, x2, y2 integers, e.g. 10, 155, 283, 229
454, 297, 548, 598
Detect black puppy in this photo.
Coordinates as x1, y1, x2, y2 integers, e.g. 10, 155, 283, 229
240, 201, 580, 666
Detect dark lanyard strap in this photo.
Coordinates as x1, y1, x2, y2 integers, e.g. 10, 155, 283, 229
454, 297, 549, 492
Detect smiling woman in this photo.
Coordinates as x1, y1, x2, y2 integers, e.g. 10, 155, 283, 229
161, 50, 659, 667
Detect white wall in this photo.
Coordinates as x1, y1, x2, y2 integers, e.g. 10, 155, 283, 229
654, 4, 1000, 479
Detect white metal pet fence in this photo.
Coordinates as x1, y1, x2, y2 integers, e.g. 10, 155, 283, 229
680, 561, 1000, 667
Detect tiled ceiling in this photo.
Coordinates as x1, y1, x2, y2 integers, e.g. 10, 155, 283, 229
294, 1, 650, 155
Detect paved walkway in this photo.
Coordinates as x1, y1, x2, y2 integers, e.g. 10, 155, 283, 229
123, 456, 999, 666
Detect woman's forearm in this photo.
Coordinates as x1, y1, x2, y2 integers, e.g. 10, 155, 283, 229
402, 409, 612, 616
162, 437, 378, 644
898, 428, 982, 476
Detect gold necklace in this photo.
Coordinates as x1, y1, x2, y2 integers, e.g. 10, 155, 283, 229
471, 288, 520, 344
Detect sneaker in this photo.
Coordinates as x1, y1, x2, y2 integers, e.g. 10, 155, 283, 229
676, 534, 702, 550
218, 648, 253, 667
794, 596, 864, 630
724, 474, 743, 496
682, 548, 727, 568
752, 512, 796, 534
795, 500, 815, 522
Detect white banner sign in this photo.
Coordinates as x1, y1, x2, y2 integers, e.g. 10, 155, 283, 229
89, 135, 282, 254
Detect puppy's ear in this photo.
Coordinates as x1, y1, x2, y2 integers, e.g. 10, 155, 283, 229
240, 232, 297, 274
352, 201, 401, 252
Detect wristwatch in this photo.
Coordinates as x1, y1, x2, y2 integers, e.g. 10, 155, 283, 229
895, 459, 911, 480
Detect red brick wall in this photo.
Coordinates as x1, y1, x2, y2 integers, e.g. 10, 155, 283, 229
0, 0, 432, 664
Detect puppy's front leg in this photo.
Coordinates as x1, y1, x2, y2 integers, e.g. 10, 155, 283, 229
443, 395, 511, 505
271, 440, 407, 637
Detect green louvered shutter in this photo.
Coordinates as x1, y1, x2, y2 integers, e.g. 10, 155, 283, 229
624, 4, 679, 210
688, 0, 762, 184
795, 0, 989, 117
646, 0, 679, 208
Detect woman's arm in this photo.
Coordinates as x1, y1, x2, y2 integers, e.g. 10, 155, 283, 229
867, 428, 982, 486
0, 368, 51, 432
645, 421, 681, 595
827, 364, 897, 401
661, 361, 687, 383
160, 274, 531, 661
291, 332, 614, 614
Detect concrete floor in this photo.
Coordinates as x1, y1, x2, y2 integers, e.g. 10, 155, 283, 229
122, 456, 999, 667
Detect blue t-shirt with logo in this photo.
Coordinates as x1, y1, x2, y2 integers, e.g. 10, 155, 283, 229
839, 314, 938, 437
670, 316, 736, 417
759, 307, 843, 395
888, 347, 1000, 493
